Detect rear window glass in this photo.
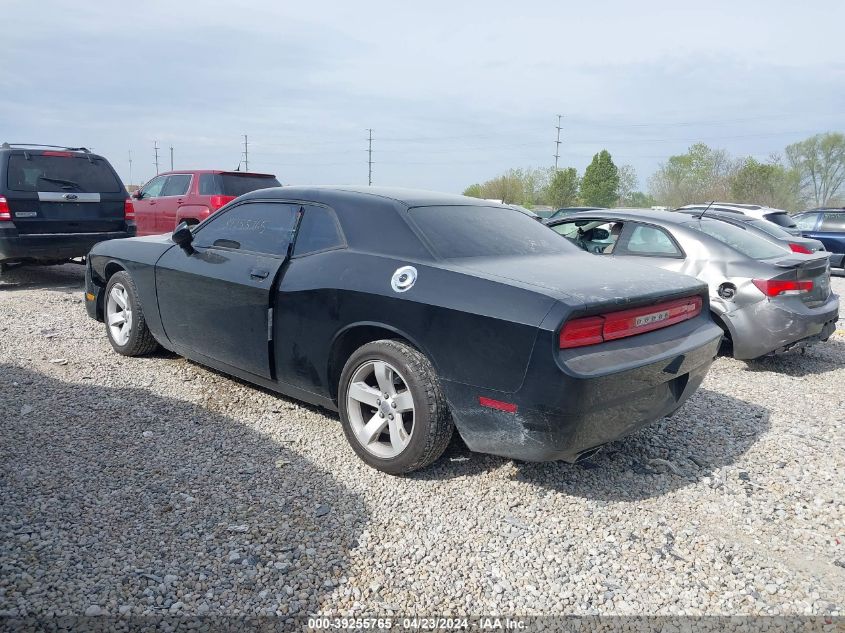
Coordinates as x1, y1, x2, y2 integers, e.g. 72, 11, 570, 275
7, 154, 122, 193
745, 218, 792, 239
820, 212, 845, 231
408, 205, 574, 259
763, 212, 797, 229
688, 219, 785, 260
219, 174, 280, 196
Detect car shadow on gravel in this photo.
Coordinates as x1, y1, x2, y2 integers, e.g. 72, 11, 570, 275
414, 388, 770, 502
0, 263, 85, 292
0, 364, 367, 619
740, 337, 845, 377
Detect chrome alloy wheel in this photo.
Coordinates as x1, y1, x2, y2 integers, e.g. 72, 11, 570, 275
345, 359, 415, 458
106, 282, 133, 346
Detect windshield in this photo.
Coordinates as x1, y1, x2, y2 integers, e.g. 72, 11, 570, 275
7, 154, 123, 193
409, 205, 575, 259
687, 219, 786, 259
764, 212, 798, 229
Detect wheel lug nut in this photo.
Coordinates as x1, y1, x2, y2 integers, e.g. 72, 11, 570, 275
391, 402, 397, 408
384, 393, 389, 399
379, 412, 385, 418
377, 399, 381, 405
388, 414, 394, 420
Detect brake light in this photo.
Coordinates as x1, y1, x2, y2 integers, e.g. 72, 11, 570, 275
0, 196, 10, 221
752, 279, 813, 297
41, 150, 74, 157
124, 199, 135, 221
788, 243, 813, 254
559, 296, 703, 349
209, 195, 236, 210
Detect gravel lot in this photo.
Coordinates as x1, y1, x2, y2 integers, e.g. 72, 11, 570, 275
1, 264, 843, 619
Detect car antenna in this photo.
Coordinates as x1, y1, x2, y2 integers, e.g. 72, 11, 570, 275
698, 200, 715, 220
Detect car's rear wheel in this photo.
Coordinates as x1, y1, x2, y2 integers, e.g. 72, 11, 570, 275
104, 271, 159, 356
338, 339, 453, 474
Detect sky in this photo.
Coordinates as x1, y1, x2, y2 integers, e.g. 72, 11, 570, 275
2, 0, 843, 192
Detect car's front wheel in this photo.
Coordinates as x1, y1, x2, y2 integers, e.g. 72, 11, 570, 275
338, 339, 453, 474
104, 271, 159, 356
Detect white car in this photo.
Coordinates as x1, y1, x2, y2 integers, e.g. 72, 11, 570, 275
677, 202, 801, 236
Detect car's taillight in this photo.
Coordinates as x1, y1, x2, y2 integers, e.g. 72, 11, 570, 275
788, 243, 813, 254
0, 196, 11, 221
124, 199, 135, 221
41, 150, 74, 157
209, 195, 236, 210
559, 295, 703, 349
752, 278, 813, 297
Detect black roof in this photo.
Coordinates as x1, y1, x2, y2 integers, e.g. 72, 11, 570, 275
244, 185, 499, 208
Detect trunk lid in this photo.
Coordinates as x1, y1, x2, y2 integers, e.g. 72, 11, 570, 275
449, 252, 707, 310
4, 151, 127, 234
769, 254, 832, 307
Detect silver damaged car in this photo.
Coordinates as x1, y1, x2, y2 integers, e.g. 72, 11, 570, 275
548, 209, 839, 360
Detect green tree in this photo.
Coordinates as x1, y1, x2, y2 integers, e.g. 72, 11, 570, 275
545, 167, 579, 208
729, 156, 802, 210
648, 143, 736, 207
785, 132, 845, 206
625, 191, 658, 207
580, 150, 620, 207
462, 183, 483, 198
615, 164, 641, 206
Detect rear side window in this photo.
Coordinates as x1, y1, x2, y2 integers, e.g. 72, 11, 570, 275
409, 205, 574, 258
690, 219, 785, 260
820, 212, 845, 231
624, 224, 682, 256
161, 174, 191, 197
7, 154, 122, 193
198, 174, 220, 195
219, 174, 281, 196
764, 212, 798, 229
293, 205, 344, 256
194, 201, 298, 256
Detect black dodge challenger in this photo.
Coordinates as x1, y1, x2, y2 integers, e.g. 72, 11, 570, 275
85, 186, 723, 473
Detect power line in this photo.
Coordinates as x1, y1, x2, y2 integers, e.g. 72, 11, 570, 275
554, 114, 562, 170
243, 134, 249, 172
367, 129, 373, 186
153, 141, 160, 175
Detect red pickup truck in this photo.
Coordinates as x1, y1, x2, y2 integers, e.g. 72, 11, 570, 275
132, 170, 281, 236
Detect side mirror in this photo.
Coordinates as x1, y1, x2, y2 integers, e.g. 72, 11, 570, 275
172, 221, 195, 254
592, 228, 610, 240
131, 190, 143, 200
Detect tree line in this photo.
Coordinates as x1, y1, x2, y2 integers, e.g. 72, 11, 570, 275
462, 131, 845, 212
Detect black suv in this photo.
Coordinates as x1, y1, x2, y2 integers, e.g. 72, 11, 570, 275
0, 143, 135, 269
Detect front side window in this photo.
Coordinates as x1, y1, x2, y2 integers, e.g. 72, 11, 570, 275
408, 205, 574, 259
293, 205, 344, 256
161, 174, 191, 197
140, 175, 167, 198
7, 154, 123, 193
194, 201, 299, 256
689, 218, 785, 260
550, 219, 622, 254
820, 212, 845, 232
794, 213, 820, 231
624, 224, 682, 256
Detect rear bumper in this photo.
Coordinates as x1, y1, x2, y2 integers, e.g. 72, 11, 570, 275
0, 229, 134, 262
724, 293, 840, 360
443, 317, 723, 462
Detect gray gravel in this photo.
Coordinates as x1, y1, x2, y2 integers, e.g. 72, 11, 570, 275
1, 264, 843, 618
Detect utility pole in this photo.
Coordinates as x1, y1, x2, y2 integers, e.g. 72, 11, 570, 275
242, 134, 249, 172
554, 114, 563, 170
153, 141, 160, 175
128, 150, 133, 186
170, 146, 174, 171
367, 129, 373, 186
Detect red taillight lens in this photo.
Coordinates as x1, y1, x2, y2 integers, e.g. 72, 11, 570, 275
478, 396, 518, 414
752, 278, 813, 297
124, 199, 135, 221
0, 196, 11, 221
41, 150, 74, 157
559, 296, 703, 349
788, 243, 813, 254
209, 195, 236, 210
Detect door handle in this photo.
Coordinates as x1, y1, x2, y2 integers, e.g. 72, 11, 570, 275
249, 268, 270, 280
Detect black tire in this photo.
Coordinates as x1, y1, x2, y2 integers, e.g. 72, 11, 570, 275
104, 271, 160, 356
338, 339, 453, 475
